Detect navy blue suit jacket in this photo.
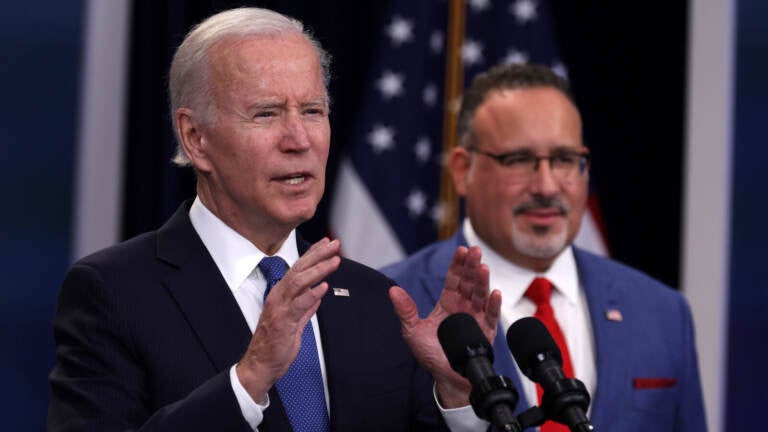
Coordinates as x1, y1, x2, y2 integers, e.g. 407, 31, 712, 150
48, 202, 443, 431
381, 232, 707, 432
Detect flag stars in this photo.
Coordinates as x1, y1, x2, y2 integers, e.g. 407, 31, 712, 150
367, 125, 396, 154
462, 39, 484, 66
423, 83, 438, 107
431, 202, 449, 226
510, 0, 538, 24
503, 48, 529, 65
376, 70, 405, 100
429, 30, 444, 54
414, 137, 432, 163
386, 16, 414, 46
405, 189, 428, 217
468, 0, 492, 13
551, 61, 569, 80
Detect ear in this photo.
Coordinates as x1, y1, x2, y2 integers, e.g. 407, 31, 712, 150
448, 146, 472, 197
176, 108, 213, 173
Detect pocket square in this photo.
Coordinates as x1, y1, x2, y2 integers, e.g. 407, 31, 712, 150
633, 378, 677, 389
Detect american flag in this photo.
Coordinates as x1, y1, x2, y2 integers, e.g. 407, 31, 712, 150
330, 0, 607, 268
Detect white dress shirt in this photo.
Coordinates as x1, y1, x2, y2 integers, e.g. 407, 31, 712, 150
463, 219, 597, 413
188, 197, 329, 430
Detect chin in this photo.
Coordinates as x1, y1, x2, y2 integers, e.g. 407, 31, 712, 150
511, 224, 569, 259
282, 204, 318, 226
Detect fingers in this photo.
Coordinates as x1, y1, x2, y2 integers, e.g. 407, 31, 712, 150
261, 238, 340, 323
294, 282, 330, 324
486, 289, 502, 324
239, 239, 339, 400
389, 286, 419, 330
442, 246, 469, 295
292, 237, 341, 273
439, 246, 490, 315
268, 238, 340, 302
445, 246, 486, 296
467, 262, 490, 312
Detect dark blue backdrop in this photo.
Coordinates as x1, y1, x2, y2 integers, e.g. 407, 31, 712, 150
0, 2, 82, 430
726, 0, 768, 430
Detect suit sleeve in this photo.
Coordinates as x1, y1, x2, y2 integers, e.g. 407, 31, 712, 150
47, 263, 252, 432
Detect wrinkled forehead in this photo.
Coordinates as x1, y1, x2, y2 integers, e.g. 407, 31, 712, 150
207, 33, 326, 91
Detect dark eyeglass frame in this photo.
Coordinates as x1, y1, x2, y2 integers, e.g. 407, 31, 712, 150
467, 147, 592, 174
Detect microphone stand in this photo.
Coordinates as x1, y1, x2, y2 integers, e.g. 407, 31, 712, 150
516, 377, 594, 432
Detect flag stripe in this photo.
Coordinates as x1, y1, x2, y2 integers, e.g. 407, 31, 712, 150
330, 160, 405, 268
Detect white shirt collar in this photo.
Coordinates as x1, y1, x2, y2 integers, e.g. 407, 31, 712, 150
188, 196, 299, 293
462, 218, 580, 306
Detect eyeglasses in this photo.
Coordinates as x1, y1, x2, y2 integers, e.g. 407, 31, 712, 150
468, 147, 591, 183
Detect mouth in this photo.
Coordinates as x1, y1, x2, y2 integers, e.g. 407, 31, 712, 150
519, 209, 565, 225
513, 198, 569, 228
274, 172, 312, 186
283, 175, 307, 185
514, 196, 569, 219
524, 208, 565, 217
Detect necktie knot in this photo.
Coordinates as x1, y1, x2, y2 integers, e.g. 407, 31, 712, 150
258, 256, 288, 300
525, 277, 554, 306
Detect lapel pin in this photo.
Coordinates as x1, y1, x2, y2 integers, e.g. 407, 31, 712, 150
333, 287, 350, 297
605, 308, 623, 322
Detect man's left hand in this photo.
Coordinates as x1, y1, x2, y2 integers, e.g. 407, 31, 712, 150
389, 245, 502, 408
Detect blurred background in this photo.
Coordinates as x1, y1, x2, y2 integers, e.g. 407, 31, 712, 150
1, 0, 764, 430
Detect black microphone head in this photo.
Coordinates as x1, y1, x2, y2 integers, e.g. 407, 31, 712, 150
506, 317, 562, 380
437, 313, 493, 376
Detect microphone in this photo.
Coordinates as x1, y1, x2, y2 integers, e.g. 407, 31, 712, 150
506, 317, 594, 432
437, 313, 522, 432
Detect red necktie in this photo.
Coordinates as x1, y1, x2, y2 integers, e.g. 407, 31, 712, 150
525, 277, 574, 432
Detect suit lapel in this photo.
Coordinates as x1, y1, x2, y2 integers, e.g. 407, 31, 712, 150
317, 270, 354, 429
157, 202, 252, 372
160, 203, 293, 430
574, 248, 629, 429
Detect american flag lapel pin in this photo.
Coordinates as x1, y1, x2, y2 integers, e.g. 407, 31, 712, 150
605, 308, 623, 322
333, 287, 350, 297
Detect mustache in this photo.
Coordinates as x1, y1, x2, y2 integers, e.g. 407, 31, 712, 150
513, 195, 570, 216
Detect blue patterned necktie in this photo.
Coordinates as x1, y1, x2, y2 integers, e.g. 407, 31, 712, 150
258, 256, 330, 432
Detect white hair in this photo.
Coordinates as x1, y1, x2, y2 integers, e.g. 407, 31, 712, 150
168, 7, 331, 166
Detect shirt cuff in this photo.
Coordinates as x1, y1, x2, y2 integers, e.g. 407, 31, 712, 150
230, 364, 270, 430
434, 384, 489, 431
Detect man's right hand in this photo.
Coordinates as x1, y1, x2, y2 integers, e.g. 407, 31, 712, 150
236, 238, 341, 403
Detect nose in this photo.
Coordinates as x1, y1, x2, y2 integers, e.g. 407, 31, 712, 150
280, 112, 311, 152
528, 158, 560, 197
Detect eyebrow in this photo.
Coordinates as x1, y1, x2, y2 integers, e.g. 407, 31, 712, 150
247, 96, 329, 111
499, 145, 584, 154
303, 97, 330, 108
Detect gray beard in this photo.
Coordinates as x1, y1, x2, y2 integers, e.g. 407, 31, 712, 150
510, 220, 569, 259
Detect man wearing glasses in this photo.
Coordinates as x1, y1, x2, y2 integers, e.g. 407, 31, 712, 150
383, 64, 706, 431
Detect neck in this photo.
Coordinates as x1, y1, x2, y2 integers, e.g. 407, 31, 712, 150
197, 185, 293, 255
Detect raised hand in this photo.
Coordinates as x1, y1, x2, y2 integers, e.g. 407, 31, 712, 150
389, 246, 502, 408
236, 238, 341, 402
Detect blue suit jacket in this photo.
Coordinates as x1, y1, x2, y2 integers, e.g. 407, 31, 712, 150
381, 232, 707, 432
48, 202, 444, 432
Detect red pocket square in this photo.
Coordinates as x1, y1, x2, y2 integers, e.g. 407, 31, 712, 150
633, 378, 677, 389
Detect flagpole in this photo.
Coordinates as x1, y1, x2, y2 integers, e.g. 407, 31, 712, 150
438, 0, 466, 240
